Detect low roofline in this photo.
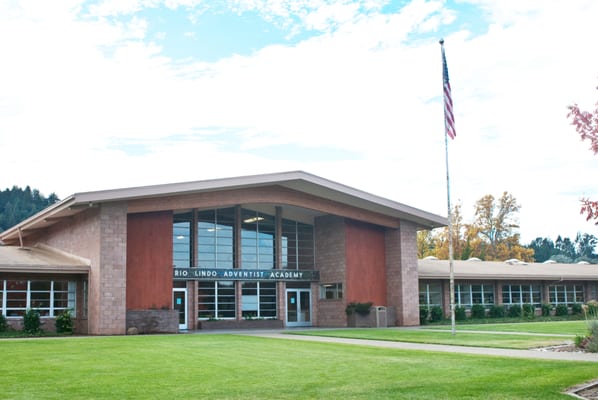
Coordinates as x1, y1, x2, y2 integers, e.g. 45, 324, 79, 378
418, 258, 598, 281
0, 171, 447, 243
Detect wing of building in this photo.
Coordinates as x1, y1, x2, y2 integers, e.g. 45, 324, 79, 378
418, 258, 598, 318
0, 171, 446, 334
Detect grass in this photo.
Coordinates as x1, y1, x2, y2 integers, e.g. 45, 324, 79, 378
422, 320, 589, 336
1, 334, 597, 399
287, 328, 571, 349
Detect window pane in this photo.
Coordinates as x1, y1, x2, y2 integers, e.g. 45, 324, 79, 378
198, 208, 235, 269
173, 212, 192, 268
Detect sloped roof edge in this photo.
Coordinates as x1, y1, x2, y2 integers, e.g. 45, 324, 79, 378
1, 171, 447, 243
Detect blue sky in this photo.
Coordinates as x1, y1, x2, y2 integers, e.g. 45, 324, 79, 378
1, 0, 598, 245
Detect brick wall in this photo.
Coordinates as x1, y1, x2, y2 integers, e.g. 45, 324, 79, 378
39, 203, 128, 335
315, 215, 347, 327
385, 220, 419, 326
97, 203, 127, 335
40, 208, 101, 334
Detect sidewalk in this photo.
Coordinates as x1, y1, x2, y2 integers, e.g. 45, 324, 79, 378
238, 329, 598, 363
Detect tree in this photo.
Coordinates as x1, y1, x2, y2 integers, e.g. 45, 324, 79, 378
555, 235, 576, 260
575, 232, 597, 259
417, 230, 435, 259
472, 192, 527, 260
527, 237, 555, 263
420, 195, 531, 262
0, 186, 59, 232
568, 84, 598, 223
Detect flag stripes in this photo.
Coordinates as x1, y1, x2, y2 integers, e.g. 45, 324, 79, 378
441, 41, 456, 140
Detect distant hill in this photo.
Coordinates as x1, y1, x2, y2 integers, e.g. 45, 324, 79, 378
0, 186, 59, 232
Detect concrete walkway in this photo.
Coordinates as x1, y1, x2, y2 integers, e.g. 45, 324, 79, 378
236, 329, 598, 363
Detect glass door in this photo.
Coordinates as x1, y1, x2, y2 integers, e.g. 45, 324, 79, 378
173, 288, 187, 330
286, 289, 311, 327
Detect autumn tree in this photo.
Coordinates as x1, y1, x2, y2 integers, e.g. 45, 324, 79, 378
429, 202, 482, 260
472, 192, 533, 261
568, 84, 598, 223
418, 193, 532, 261
417, 230, 435, 259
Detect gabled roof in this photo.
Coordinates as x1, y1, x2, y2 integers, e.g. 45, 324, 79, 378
0, 171, 447, 244
0, 244, 90, 274
418, 258, 598, 281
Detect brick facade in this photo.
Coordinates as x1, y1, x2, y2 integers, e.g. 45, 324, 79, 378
97, 203, 127, 335
315, 215, 347, 327
385, 220, 419, 326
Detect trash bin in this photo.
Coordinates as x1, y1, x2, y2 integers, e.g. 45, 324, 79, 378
375, 306, 387, 327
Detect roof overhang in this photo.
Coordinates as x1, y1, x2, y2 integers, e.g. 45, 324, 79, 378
0, 244, 90, 275
418, 259, 598, 281
0, 171, 447, 244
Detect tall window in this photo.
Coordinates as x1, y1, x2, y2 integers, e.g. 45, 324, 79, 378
456, 284, 494, 308
241, 209, 275, 269
549, 284, 584, 305
198, 281, 236, 319
198, 208, 235, 268
502, 284, 542, 306
2, 280, 76, 317
281, 219, 314, 270
419, 282, 442, 308
241, 282, 277, 318
173, 212, 192, 268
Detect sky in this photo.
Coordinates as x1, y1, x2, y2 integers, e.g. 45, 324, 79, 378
1, 0, 598, 245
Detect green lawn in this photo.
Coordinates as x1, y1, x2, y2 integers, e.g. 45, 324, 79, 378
1, 334, 596, 399
422, 320, 589, 336
288, 328, 571, 349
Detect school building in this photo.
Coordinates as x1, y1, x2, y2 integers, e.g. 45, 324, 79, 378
418, 257, 598, 317
2, 171, 597, 335
0, 171, 446, 334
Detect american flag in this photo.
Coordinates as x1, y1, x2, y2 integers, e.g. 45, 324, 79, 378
440, 40, 456, 140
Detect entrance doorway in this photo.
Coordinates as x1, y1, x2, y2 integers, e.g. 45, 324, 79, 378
173, 288, 187, 330
286, 289, 311, 327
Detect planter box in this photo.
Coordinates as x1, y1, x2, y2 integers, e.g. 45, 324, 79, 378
347, 306, 390, 328
199, 319, 283, 330
126, 310, 179, 334
347, 312, 375, 327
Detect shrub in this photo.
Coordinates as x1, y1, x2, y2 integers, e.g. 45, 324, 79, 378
454, 306, 467, 321
585, 321, 598, 353
522, 304, 535, 319
419, 307, 429, 324
575, 334, 587, 348
488, 305, 505, 318
345, 302, 372, 316
585, 301, 598, 320
430, 306, 444, 322
55, 309, 74, 334
507, 305, 522, 318
541, 303, 552, 317
572, 303, 583, 315
471, 304, 486, 319
0, 314, 9, 332
23, 309, 42, 335
555, 304, 569, 316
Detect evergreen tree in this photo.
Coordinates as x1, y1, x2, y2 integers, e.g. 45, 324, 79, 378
0, 186, 59, 232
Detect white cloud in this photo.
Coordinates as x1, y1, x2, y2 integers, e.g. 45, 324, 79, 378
1, 0, 598, 246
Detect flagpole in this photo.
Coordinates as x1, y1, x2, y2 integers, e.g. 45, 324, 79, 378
440, 38, 456, 336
